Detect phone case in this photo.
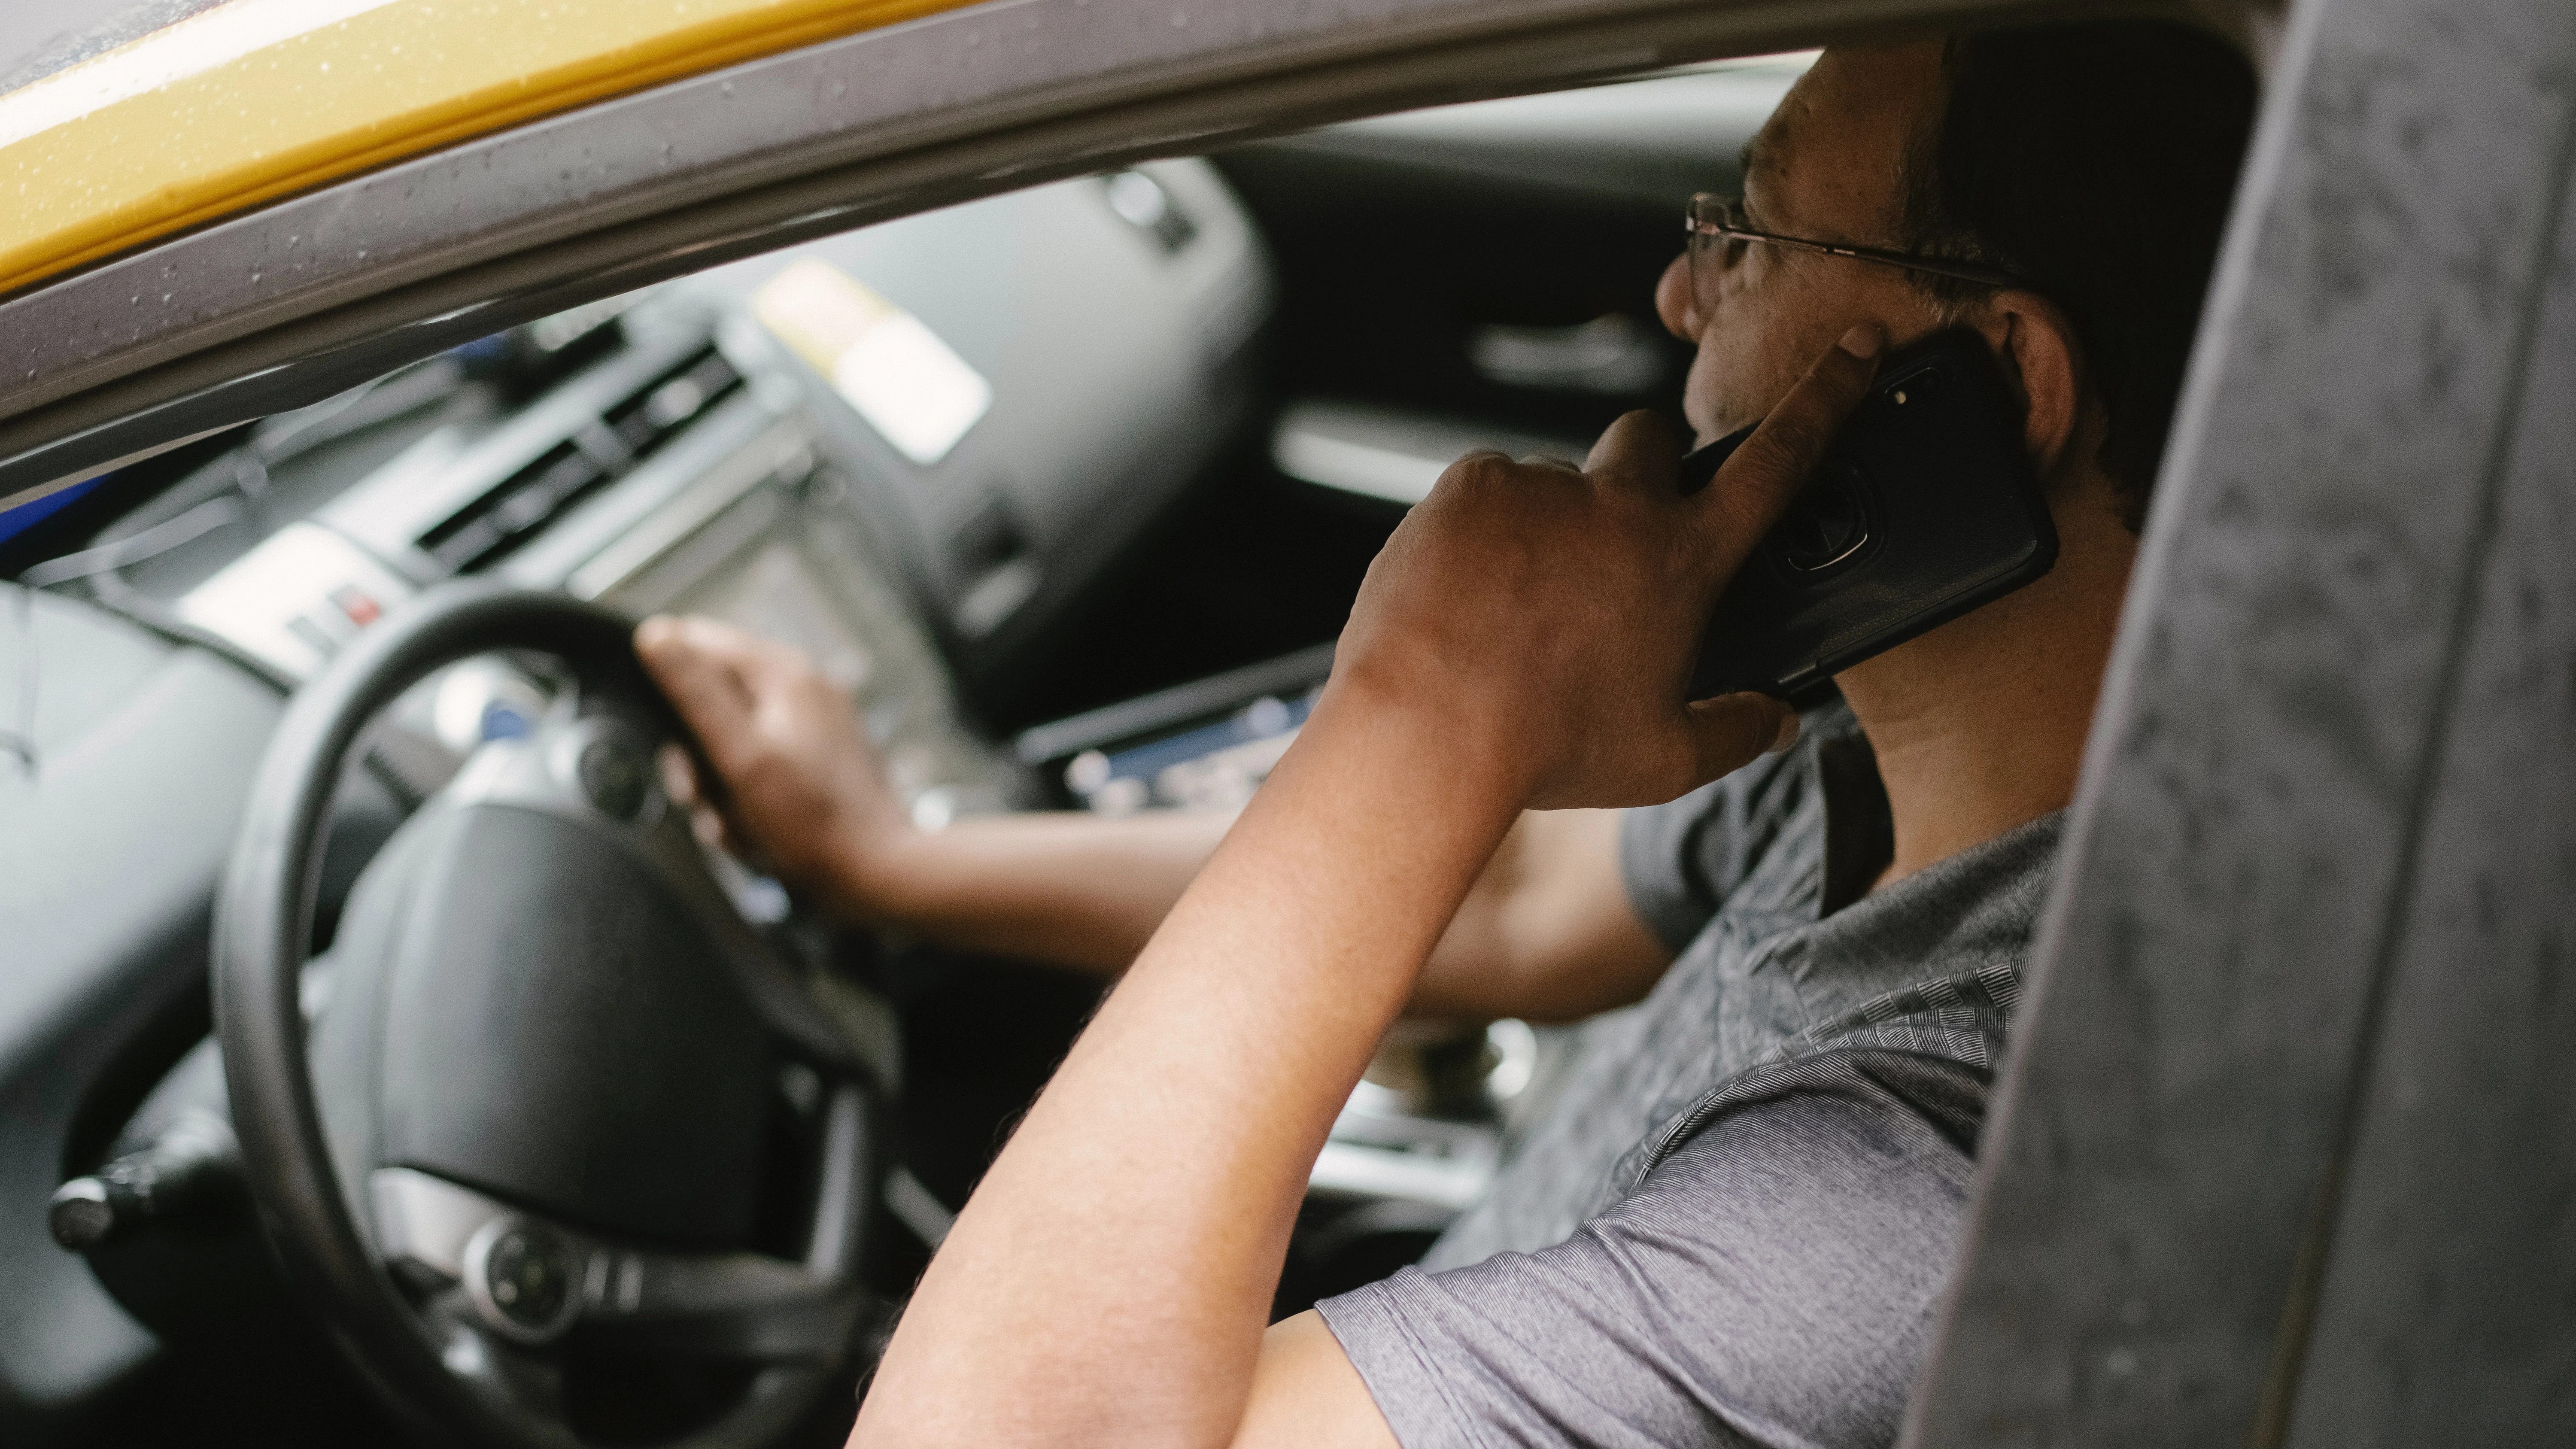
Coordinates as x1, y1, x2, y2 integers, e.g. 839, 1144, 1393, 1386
1676, 331, 2059, 699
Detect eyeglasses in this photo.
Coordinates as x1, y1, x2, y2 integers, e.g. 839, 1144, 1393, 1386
1685, 191, 2032, 318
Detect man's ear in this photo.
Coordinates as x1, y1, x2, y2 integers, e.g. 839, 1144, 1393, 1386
1968, 292, 2086, 479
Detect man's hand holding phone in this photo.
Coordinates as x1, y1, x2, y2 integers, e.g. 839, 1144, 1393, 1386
1317, 322, 1888, 816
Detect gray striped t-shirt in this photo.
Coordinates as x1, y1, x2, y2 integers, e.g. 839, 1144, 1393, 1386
1318, 704, 2063, 1448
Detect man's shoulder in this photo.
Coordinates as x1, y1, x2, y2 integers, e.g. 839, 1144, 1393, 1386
1606, 1042, 1993, 1206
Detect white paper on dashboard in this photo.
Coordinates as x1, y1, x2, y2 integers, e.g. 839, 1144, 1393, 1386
752, 259, 991, 466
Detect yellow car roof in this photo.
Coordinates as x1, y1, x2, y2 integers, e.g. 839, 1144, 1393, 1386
0, 0, 980, 299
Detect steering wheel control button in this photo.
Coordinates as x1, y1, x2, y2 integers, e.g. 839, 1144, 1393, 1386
576, 736, 650, 820
463, 1215, 586, 1343
488, 1228, 571, 1325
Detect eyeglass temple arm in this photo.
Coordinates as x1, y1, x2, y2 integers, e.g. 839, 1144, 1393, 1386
1686, 217, 2029, 291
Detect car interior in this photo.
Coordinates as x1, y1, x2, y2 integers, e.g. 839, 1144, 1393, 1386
0, 55, 1816, 1447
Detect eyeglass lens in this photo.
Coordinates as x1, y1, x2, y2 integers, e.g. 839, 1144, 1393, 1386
1688, 194, 1747, 318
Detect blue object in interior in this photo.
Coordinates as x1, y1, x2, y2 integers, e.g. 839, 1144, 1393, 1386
0, 477, 105, 549
480, 699, 535, 741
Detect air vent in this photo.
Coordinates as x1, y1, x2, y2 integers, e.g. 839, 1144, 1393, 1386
416, 346, 742, 574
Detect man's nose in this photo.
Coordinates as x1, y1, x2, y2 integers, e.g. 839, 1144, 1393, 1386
1654, 252, 1698, 340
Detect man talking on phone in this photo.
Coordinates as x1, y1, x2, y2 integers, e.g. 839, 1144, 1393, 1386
638, 24, 2255, 1449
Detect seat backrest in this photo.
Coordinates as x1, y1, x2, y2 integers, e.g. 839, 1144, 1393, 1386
1902, 0, 2576, 1443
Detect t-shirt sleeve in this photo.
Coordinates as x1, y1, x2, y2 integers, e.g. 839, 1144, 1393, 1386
1315, 1057, 1984, 1449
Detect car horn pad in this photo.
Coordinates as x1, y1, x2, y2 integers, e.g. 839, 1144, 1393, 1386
218, 583, 884, 1449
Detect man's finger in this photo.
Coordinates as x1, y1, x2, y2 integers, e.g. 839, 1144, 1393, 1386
635, 615, 758, 767
688, 799, 734, 853
1691, 324, 1886, 570
1583, 409, 1688, 488
656, 741, 701, 808
1680, 692, 1801, 783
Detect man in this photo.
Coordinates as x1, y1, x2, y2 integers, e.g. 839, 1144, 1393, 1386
639, 25, 2254, 1447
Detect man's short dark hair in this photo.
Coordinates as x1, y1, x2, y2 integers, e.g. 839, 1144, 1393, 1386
1901, 23, 2258, 532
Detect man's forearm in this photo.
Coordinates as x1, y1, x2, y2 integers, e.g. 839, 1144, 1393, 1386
845, 808, 1233, 972
848, 802, 1670, 1022
852, 683, 1524, 1446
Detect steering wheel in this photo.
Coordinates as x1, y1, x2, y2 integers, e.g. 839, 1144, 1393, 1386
216, 581, 889, 1449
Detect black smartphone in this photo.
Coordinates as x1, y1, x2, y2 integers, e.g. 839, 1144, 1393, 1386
1675, 330, 2058, 699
